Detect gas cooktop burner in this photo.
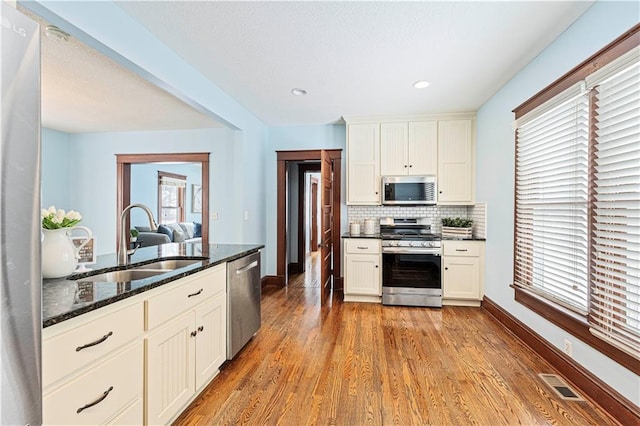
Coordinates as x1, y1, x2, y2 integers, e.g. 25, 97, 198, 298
379, 217, 441, 241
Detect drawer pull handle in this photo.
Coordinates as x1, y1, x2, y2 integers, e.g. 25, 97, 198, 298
455, 249, 468, 252
191, 330, 198, 337
77, 386, 113, 414
357, 246, 368, 250
188, 289, 203, 298
198, 325, 204, 332
76, 331, 113, 352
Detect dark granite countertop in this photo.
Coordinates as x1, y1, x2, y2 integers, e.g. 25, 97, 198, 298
42, 242, 264, 328
341, 232, 382, 239
442, 237, 486, 241
342, 233, 485, 241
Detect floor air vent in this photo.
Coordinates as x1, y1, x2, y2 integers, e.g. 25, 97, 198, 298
538, 373, 585, 401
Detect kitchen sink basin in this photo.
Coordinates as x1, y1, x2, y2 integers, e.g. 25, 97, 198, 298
133, 259, 203, 271
78, 269, 167, 282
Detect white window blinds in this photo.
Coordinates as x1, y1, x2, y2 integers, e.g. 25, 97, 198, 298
514, 85, 590, 313
588, 55, 640, 358
159, 175, 186, 188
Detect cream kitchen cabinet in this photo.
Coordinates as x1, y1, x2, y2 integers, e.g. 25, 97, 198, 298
42, 298, 144, 425
442, 240, 485, 307
437, 119, 475, 205
347, 123, 380, 204
380, 121, 437, 176
145, 263, 227, 425
343, 238, 381, 302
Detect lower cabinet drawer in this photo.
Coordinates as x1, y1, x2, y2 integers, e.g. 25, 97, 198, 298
443, 242, 481, 257
345, 238, 380, 254
43, 301, 143, 388
108, 398, 143, 425
146, 264, 226, 330
43, 342, 143, 426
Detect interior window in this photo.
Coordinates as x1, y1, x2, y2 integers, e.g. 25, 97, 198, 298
158, 171, 186, 224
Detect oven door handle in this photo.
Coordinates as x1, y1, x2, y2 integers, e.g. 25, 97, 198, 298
382, 248, 441, 255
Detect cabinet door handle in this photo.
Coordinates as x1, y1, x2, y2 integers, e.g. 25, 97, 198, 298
445, 267, 448, 270
357, 246, 368, 250
188, 288, 203, 298
375, 265, 379, 268
198, 326, 204, 332
409, 165, 413, 168
439, 191, 443, 194
404, 165, 408, 168
76, 331, 113, 352
191, 330, 198, 337
76, 386, 113, 413
455, 249, 468, 252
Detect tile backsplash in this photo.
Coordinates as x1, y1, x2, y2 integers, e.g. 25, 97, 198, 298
347, 203, 487, 237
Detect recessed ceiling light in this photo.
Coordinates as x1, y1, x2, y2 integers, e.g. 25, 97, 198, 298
45, 25, 70, 42
413, 81, 430, 89
291, 88, 308, 96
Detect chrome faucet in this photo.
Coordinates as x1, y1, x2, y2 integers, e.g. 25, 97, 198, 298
118, 203, 158, 265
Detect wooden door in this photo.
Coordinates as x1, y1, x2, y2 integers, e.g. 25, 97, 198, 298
320, 150, 333, 304
310, 178, 318, 252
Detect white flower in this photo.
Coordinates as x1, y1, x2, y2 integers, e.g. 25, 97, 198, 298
65, 210, 82, 221
54, 209, 65, 223
41, 209, 49, 218
47, 206, 56, 215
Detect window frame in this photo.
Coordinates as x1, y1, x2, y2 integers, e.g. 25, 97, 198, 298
157, 171, 187, 225
512, 24, 640, 376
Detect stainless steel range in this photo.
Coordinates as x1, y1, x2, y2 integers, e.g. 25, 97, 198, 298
380, 217, 442, 307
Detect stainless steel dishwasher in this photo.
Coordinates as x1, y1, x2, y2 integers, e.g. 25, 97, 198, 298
227, 251, 261, 359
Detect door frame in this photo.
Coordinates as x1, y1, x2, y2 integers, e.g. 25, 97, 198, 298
116, 152, 210, 251
275, 149, 342, 289
295, 163, 321, 273
310, 176, 319, 253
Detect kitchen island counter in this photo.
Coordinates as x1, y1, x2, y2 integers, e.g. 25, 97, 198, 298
42, 242, 263, 327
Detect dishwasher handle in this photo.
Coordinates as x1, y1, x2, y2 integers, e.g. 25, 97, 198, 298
235, 260, 258, 275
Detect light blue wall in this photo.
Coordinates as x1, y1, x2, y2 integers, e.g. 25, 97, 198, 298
476, 1, 640, 405
265, 125, 346, 275
41, 128, 71, 210
65, 128, 237, 255
130, 163, 202, 226
29, 1, 267, 268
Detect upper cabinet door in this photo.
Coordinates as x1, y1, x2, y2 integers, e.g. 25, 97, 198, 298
438, 119, 475, 205
347, 124, 381, 205
408, 121, 438, 175
380, 122, 408, 176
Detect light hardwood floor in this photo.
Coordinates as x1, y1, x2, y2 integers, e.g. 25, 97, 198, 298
174, 253, 616, 425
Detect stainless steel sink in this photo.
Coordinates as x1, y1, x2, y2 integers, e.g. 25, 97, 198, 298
78, 269, 167, 282
134, 259, 203, 271
73, 258, 203, 283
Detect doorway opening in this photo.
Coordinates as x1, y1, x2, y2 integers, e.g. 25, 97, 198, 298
275, 150, 343, 306
287, 163, 321, 290
116, 152, 210, 251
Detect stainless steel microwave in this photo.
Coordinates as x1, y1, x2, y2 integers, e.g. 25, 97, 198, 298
382, 176, 437, 205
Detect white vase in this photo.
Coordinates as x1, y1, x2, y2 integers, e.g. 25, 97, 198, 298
42, 226, 92, 279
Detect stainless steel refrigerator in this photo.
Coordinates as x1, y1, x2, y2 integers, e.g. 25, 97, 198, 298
1, 3, 42, 425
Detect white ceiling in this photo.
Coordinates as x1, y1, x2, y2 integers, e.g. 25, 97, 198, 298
115, 1, 594, 126
21, 8, 225, 133
27, 1, 595, 132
